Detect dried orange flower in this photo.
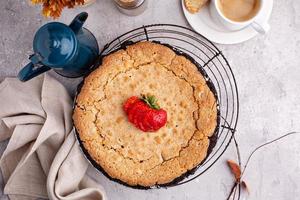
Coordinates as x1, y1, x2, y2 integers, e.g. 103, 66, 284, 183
31, 0, 85, 18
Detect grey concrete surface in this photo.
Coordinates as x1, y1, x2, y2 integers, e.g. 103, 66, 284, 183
0, 0, 300, 200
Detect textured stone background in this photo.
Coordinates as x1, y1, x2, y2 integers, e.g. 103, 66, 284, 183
0, 0, 300, 199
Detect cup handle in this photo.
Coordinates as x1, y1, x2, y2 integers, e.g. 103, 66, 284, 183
18, 62, 51, 82
251, 21, 270, 34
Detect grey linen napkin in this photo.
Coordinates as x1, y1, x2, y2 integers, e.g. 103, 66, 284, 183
0, 74, 106, 200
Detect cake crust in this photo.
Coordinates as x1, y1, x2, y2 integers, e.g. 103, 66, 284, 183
73, 41, 218, 187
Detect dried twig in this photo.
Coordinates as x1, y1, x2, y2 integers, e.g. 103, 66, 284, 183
226, 131, 299, 200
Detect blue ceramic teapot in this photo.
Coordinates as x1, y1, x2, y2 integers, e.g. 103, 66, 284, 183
18, 12, 99, 81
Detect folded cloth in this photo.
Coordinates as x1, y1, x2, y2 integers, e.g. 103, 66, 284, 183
0, 74, 106, 200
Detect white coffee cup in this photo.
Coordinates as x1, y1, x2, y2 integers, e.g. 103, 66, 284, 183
209, 0, 270, 34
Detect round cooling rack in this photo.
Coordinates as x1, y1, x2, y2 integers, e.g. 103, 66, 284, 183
74, 24, 239, 188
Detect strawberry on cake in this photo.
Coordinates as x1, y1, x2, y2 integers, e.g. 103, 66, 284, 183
73, 41, 218, 187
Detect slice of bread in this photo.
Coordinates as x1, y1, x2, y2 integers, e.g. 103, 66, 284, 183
184, 0, 209, 14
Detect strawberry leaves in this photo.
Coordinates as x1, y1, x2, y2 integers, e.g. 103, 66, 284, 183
141, 95, 160, 110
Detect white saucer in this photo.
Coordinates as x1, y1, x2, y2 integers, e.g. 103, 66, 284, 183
181, 0, 273, 44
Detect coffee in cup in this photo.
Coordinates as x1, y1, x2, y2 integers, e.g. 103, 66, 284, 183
217, 0, 261, 22
209, 0, 270, 34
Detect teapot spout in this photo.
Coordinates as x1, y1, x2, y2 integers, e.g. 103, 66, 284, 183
69, 12, 88, 33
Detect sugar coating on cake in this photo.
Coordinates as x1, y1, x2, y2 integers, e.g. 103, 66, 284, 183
73, 41, 218, 187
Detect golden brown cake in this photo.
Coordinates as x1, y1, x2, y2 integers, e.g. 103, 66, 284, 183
73, 41, 218, 187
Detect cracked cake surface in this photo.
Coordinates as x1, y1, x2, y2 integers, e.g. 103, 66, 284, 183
73, 41, 218, 187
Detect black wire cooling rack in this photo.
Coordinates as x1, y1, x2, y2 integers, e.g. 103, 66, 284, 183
75, 24, 239, 188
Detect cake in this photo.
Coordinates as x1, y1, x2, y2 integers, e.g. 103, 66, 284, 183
73, 41, 218, 187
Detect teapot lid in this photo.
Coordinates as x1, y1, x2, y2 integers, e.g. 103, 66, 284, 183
33, 22, 78, 67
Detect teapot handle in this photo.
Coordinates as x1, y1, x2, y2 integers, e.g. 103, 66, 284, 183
69, 12, 88, 33
18, 62, 51, 82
